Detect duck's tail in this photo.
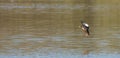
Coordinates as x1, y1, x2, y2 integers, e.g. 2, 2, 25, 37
86, 28, 90, 35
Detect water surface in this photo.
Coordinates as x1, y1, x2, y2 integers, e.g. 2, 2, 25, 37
0, 0, 120, 58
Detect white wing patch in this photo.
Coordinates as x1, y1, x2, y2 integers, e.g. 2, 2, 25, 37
83, 23, 89, 27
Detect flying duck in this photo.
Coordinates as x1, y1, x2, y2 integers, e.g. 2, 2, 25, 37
80, 21, 90, 36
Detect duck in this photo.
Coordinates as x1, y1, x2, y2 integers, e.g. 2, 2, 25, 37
80, 21, 90, 36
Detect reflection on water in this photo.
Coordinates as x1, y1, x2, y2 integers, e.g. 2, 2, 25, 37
0, 0, 120, 58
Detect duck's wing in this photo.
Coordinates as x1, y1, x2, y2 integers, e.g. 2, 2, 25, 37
83, 23, 89, 27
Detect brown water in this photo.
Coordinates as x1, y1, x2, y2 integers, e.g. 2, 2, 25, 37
0, 0, 120, 57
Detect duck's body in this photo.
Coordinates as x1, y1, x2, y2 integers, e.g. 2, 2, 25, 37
81, 21, 90, 36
